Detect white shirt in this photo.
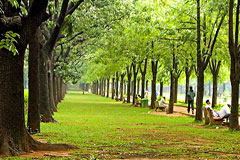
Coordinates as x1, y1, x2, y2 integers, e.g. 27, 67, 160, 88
205, 104, 218, 117
205, 104, 212, 110
218, 105, 231, 118
160, 98, 165, 107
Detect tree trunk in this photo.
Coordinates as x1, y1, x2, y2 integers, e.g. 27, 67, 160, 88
57, 77, 62, 102
195, 0, 203, 121
56, 77, 61, 103
212, 74, 218, 108
132, 64, 137, 105
99, 79, 102, 96
124, 80, 126, 95
141, 77, 145, 98
160, 82, 163, 97
168, 72, 175, 113
59, 77, 63, 100
48, 62, 57, 113
53, 75, 58, 106
96, 80, 99, 95
27, 29, 41, 134
39, 52, 55, 123
185, 75, 190, 104
228, 0, 239, 130
229, 77, 239, 129
120, 73, 125, 101
137, 79, 140, 95
195, 70, 204, 121
131, 81, 134, 95
174, 77, 178, 103
111, 78, 115, 99
146, 80, 148, 91
210, 60, 221, 108
151, 60, 158, 109
127, 66, 132, 103
168, 46, 177, 113
116, 72, 119, 100
140, 57, 148, 98
0, 45, 35, 155
107, 78, 110, 97
103, 79, 106, 97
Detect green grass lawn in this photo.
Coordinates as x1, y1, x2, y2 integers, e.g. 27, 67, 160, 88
8, 91, 240, 159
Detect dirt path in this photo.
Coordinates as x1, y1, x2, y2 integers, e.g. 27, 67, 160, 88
149, 105, 195, 117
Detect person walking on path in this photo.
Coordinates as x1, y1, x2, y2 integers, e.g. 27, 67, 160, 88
187, 86, 195, 114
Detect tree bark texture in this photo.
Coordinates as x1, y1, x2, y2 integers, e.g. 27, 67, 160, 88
195, 70, 204, 121
151, 60, 158, 109
140, 57, 148, 98
168, 72, 175, 114
174, 77, 179, 103
228, 0, 240, 130
39, 52, 55, 123
210, 60, 221, 108
146, 80, 148, 91
27, 29, 41, 134
160, 82, 163, 97
107, 78, 110, 97
120, 73, 125, 101
103, 79, 106, 97
96, 80, 99, 95
132, 63, 138, 105
115, 72, 119, 100
111, 78, 115, 99
127, 66, 132, 103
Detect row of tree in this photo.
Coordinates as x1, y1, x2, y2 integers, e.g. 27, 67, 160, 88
0, 0, 128, 156
80, 0, 240, 130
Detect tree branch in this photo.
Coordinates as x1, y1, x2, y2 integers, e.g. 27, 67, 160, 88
67, 0, 84, 15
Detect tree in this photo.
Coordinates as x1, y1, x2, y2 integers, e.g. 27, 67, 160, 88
0, 0, 75, 156
195, 0, 227, 121
228, 0, 240, 130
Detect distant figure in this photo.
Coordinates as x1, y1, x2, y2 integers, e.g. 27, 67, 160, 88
187, 86, 195, 114
83, 89, 84, 95
145, 90, 148, 98
160, 97, 166, 107
205, 100, 218, 117
137, 94, 141, 104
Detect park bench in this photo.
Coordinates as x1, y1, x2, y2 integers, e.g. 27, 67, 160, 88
134, 98, 141, 107
207, 108, 223, 125
155, 101, 165, 112
203, 107, 210, 125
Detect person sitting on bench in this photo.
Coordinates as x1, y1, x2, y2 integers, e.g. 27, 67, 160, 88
216, 104, 231, 121
137, 94, 141, 104
205, 100, 218, 117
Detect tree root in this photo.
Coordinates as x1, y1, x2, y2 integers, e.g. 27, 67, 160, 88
0, 130, 77, 157
41, 115, 58, 123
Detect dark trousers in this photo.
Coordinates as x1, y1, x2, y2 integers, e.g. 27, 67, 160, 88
188, 100, 194, 113
223, 114, 230, 122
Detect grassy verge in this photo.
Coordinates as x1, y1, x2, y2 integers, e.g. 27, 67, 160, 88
7, 91, 240, 159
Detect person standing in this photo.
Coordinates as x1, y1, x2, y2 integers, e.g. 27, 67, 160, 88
83, 89, 84, 95
187, 86, 195, 114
